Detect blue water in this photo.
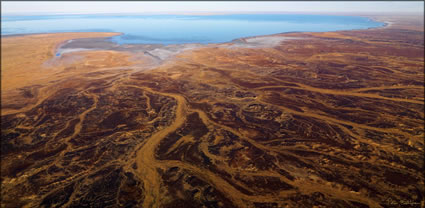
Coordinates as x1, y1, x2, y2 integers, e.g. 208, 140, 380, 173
1, 14, 384, 45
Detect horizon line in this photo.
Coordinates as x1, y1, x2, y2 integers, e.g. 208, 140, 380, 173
2, 10, 424, 16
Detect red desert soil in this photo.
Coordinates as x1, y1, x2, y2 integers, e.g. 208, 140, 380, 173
1, 15, 424, 208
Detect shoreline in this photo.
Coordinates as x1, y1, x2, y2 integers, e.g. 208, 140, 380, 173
0, 14, 409, 63
227, 15, 390, 47
1, 14, 390, 46
362, 16, 393, 29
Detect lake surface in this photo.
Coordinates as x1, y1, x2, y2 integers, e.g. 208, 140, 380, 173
1, 14, 384, 45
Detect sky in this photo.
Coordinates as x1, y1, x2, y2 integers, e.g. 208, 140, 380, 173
1, 1, 424, 15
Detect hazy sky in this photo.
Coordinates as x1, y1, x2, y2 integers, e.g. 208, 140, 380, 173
2, 1, 424, 15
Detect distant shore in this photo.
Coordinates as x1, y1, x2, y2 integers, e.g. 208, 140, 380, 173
1, 32, 122, 38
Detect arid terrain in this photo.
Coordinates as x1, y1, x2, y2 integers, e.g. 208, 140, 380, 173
1, 15, 424, 208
